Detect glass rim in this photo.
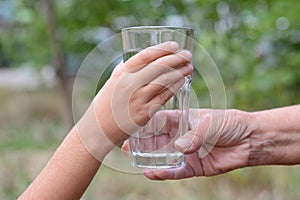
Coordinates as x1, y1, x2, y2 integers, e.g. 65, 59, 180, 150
121, 25, 194, 32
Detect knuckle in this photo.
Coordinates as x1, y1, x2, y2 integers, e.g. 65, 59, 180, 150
129, 92, 139, 103
138, 50, 151, 63
158, 75, 170, 85
156, 57, 166, 65
130, 105, 149, 126
111, 64, 127, 78
159, 91, 171, 103
111, 68, 123, 78
114, 75, 136, 93
178, 50, 192, 62
156, 58, 171, 68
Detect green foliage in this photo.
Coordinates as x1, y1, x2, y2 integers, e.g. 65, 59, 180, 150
1, 0, 299, 109
1, 2, 300, 199
1, 1, 300, 199
189, 0, 300, 110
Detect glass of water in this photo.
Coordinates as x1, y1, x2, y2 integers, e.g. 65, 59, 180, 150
121, 26, 194, 168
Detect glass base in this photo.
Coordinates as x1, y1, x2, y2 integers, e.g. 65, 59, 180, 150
130, 152, 185, 169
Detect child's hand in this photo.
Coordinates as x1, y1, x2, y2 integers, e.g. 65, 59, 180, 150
93, 41, 193, 144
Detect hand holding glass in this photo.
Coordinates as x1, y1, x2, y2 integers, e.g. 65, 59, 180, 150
121, 26, 194, 168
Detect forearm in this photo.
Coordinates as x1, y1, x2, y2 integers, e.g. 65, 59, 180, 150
18, 100, 127, 200
18, 128, 103, 200
248, 105, 300, 166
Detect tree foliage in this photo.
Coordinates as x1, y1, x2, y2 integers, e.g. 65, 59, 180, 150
1, 0, 299, 110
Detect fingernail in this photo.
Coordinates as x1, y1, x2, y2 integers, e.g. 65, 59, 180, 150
143, 169, 153, 177
170, 41, 179, 50
175, 137, 192, 150
186, 64, 194, 72
181, 50, 192, 61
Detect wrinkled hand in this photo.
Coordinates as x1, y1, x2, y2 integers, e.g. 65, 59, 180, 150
122, 109, 257, 179
93, 42, 193, 144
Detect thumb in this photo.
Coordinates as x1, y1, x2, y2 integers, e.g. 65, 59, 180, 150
175, 114, 210, 154
121, 139, 130, 157
175, 131, 201, 154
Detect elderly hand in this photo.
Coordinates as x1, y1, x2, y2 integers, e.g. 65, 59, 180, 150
122, 109, 256, 179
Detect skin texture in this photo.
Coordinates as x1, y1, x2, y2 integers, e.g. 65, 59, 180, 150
18, 41, 193, 200
123, 105, 300, 180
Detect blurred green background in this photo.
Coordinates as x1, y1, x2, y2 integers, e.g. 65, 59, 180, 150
0, 0, 300, 199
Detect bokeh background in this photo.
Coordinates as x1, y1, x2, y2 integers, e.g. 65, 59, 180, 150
1, 0, 300, 199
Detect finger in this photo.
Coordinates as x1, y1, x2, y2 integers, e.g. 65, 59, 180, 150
124, 41, 179, 72
142, 63, 193, 101
142, 110, 180, 135
175, 115, 211, 154
143, 169, 171, 180
121, 140, 130, 157
143, 163, 194, 180
149, 78, 185, 109
136, 50, 192, 84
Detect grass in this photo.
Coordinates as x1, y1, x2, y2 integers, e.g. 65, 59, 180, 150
0, 88, 66, 150
84, 164, 300, 200
1, 88, 300, 199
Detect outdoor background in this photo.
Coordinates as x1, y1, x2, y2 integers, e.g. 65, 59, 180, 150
1, 0, 300, 199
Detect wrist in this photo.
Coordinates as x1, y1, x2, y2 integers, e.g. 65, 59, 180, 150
248, 106, 300, 166
75, 102, 126, 162
247, 120, 276, 166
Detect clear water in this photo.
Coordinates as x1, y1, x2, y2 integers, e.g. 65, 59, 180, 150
124, 47, 190, 170
131, 152, 186, 169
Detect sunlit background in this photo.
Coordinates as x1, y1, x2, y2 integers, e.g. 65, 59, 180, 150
0, 0, 300, 199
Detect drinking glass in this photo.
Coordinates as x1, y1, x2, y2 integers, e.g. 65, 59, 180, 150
121, 26, 194, 168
